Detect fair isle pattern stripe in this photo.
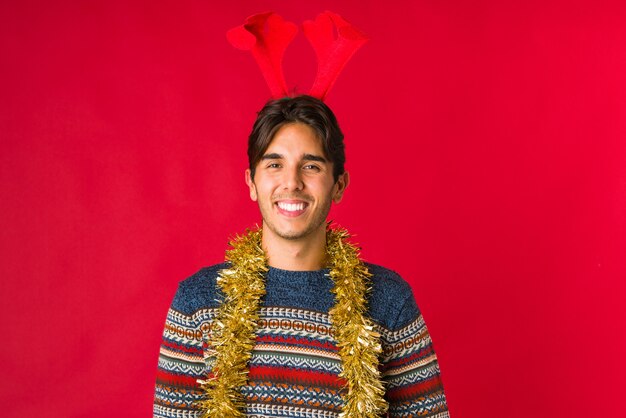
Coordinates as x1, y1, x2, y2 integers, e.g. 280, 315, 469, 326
254, 344, 341, 361
154, 403, 205, 418
243, 378, 345, 411
155, 306, 447, 417
244, 403, 342, 418
250, 352, 343, 374
381, 315, 430, 358
385, 360, 443, 389
390, 391, 450, 418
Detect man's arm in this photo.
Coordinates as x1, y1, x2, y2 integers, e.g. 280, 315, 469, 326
381, 293, 450, 418
153, 286, 206, 418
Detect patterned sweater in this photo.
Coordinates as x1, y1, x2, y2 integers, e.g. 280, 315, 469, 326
154, 263, 449, 418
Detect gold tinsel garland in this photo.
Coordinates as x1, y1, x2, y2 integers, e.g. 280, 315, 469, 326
197, 226, 388, 418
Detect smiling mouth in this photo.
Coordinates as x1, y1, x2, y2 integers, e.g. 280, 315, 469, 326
275, 201, 309, 217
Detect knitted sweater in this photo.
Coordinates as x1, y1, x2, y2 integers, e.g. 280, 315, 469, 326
154, 263, 449, 418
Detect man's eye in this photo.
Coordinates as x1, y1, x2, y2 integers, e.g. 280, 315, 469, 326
304, 164, 321, 171
267, 163, 281, 168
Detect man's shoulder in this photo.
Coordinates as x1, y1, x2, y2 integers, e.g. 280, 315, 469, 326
365, 263, 421, 330
170, 262, 228, 315
178, 262, 228, 289
365, 263, 413, 295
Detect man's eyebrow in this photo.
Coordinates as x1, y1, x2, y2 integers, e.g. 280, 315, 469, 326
303, 154, 327, 163
261, 153, 283, 160
260, 153, 327, 163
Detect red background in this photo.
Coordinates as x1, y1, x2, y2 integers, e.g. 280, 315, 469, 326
1, 1, 625, 417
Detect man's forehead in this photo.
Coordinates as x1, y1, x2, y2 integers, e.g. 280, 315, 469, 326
261, 152, 327, 162
264, 126, 326, 156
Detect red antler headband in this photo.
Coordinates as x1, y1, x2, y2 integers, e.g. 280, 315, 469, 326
227, 11, 368, 101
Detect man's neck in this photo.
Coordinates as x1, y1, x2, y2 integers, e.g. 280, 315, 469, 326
261, 225, 327, 271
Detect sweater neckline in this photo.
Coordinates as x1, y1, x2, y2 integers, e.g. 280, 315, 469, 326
266, 266, 331, 283
267, 265, 330, 274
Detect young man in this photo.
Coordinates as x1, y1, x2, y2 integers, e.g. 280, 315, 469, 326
154, 96, 449, 418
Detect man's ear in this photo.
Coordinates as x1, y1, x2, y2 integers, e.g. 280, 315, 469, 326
332, 171, 350, 203
245, 169, 257, 201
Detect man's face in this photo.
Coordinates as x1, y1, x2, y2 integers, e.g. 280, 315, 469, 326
245, 122, 348, 242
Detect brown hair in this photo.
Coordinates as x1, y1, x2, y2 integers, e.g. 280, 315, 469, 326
247, 95, 345, 181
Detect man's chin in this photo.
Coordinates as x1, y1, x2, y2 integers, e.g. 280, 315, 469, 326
274, 229, 311, 241
263, 222, 324, 242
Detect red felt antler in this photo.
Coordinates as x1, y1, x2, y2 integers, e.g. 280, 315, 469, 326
227, 11, 367, 101
303, 11, 368, 100
227, 12, 298, 98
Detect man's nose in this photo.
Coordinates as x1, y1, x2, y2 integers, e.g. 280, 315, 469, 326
282, 166, 304, 191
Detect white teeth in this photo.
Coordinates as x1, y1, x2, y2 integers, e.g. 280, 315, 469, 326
277, 202, 305, 212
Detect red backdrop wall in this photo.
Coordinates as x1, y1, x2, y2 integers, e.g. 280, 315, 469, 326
2, 1, 625, 417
